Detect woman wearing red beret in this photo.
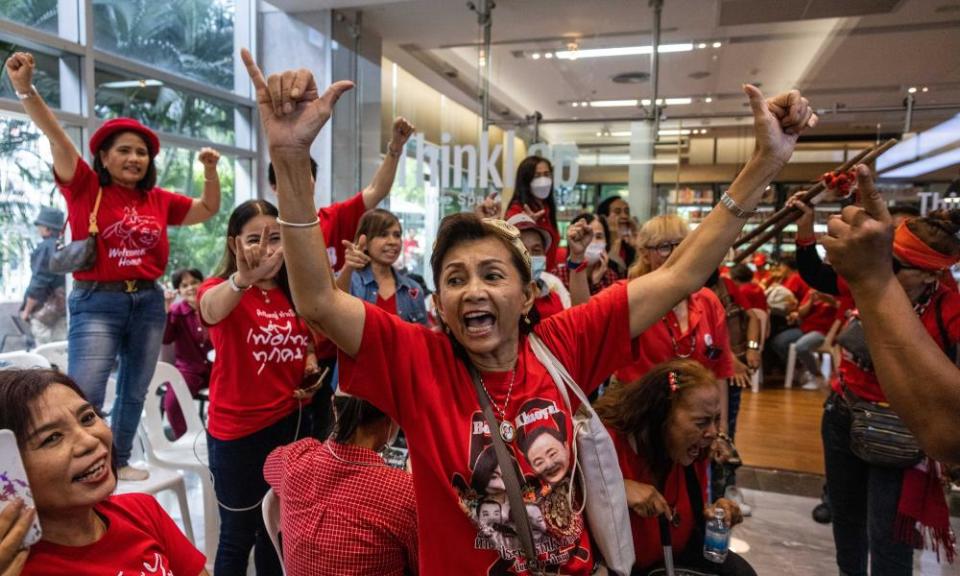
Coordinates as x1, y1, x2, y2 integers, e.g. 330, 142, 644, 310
6, 51, 222, 481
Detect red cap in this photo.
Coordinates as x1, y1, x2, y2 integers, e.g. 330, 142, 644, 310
89, 118, 160, 158
752, 252, 767, 267
506, 213, 552, 252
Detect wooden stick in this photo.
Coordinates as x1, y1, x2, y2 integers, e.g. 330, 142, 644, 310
732, 143, 883, 249
732, 138, 898, 263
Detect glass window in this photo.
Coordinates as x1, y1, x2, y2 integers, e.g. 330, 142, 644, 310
160, 146, 239, 278
0, 42, 61, 108
0, 114, 62, 304
0, 0, 58, 33
95, 68, 236, 145
93, 0, 236, 90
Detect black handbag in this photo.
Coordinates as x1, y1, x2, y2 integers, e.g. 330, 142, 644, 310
48, 187, 102, 275
841, 292, 954, 468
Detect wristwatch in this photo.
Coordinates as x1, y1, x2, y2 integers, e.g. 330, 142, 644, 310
747, 340, 761, 351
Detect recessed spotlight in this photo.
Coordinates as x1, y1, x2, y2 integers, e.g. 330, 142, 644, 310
697, 43, 707, 49
712, 41, 722, 48
531, 52, 541, 60
922, 86, 929, 92
704, 97, 713, 103
544, 52, 554, 59
908, 86, 918, 94
572, 102, 579, 107
581, 101, 589, 107
596, 131, 603, 137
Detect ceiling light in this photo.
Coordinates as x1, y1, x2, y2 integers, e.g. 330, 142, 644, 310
922, 86, 929, 92
712, 41, 722, 48
544, 52, 554, 59
554, 43, 694, 60
697, 43, 707, 49
596, 131, 603, 137
878, 113, 960, 172
589, 99, 639, 108
908, 86, 918, 94
704, 96, 713, 103
531, 52, 541, 60
572, 102, 579, 107
610, 131, 631, 137
659, 129, 692, 136
881, 146, 960, 178
581, 101, 589, 106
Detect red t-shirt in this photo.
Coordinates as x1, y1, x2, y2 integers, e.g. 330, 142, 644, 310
23, 493, 204, 576
56, 158, 193, 282
737, 281, 769, 312
721, 277, 751, 311
377, 293, 398, 315
534, 290, 565, 321
505, 202, 560, 272
783, 272, 810, 303
315, 193, 368, 361
615, 288, 734, 384
835, 285, 960, 402
799, 293, 838, 335
319, 192, 367, 272
607, 429, 709, 572
198, 278, 312, 440
338, 282, 637, 575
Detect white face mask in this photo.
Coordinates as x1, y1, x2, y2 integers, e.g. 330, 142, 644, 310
585, 241, 606, 264
530, 176, 552, 200
530, 255, 547, 282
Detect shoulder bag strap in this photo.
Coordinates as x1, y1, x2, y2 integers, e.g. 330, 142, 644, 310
528, 334, 589, 411
88, 187, 103, 236
465, 362, 541, 572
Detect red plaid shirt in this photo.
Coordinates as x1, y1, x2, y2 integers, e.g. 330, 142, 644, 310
264, 439, 418, 576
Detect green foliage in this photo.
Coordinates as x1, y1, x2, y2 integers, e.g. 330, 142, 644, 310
0, 0, 58, 32
93, 0, 235, 89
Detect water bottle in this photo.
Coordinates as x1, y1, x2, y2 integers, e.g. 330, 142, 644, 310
703, 507, 730, 563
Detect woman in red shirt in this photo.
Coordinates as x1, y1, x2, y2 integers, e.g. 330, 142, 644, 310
5, 52, 222, 482
264, 393, 417, 576
595, 360, 753, 575
506, 156, 561, 271
243, 51, 814, 575
822, 209, 960, 576
0, 369, 205, 576
616, 215, 736, 388
197, 200, 318, 576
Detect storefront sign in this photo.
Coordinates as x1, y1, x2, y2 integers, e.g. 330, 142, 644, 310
399, 131, 579, 191
917, 191, 960, 215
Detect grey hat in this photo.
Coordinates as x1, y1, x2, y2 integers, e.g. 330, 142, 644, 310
33, 206, 64, 229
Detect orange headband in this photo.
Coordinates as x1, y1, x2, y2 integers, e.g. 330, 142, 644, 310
893, 223, 958, 271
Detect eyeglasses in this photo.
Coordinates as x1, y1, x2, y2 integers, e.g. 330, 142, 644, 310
645, 241, 682, 258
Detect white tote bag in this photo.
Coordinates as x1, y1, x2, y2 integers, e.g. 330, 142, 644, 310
529, 335, 636, 576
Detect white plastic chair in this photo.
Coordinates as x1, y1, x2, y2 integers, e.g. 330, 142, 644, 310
0, 351, 51, 369
140, 361, 218, 568
784, 342, 833, 389
32, 340, 67, 371
115, 467, 195, 543
262, 488, 286, 575
31, 341, 118, 414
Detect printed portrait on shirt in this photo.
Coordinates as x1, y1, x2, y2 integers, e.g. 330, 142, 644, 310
451, 398, 590, 575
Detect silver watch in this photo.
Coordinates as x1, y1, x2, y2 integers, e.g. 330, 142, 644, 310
719, 192, 758, 219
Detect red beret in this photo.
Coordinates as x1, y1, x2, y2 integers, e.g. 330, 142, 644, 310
89, 118, 160, 158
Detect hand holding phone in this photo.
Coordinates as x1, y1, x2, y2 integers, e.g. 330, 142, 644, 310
0, 429, 42, 555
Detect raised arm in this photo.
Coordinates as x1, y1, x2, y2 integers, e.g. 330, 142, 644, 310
788, 192, 841, 295
822, 166, 960, 463
5, 52, 80, 183
181, 147, 223, 225
564, 220, 592, 306
627, 85, 817, 337
362, 117, 415, 209
240, 49, 365, 356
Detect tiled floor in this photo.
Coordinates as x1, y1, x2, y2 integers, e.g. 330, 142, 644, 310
151, 471, 960, 575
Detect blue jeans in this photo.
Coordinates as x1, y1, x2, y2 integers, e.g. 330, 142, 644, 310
68, 287, 165, 467
821, 393, 913, 576
771, 328, 826, 376
208, 409, 309, 576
